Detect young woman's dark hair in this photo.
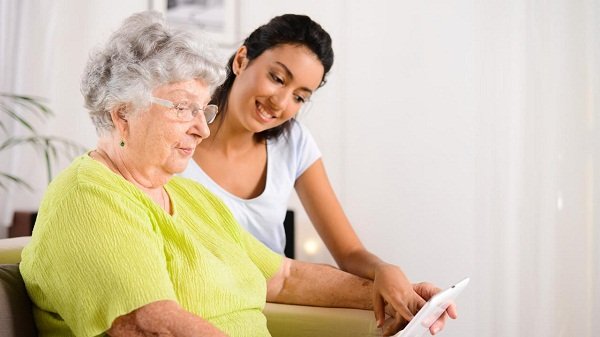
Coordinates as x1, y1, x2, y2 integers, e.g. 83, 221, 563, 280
212, 14, 334, 140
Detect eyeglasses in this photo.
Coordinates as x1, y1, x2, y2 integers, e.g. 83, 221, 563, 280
151, 97, 219, 124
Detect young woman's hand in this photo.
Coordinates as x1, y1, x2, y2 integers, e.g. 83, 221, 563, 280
372, 263, 424, 335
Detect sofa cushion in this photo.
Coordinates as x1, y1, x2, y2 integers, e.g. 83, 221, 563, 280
0, 264, 37, 337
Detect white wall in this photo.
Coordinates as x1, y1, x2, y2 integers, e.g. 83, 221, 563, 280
1, 1, 599, 336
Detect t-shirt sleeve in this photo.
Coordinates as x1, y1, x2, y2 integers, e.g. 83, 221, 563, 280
239, 227, 284, 280
291, 120, 322, 179
23, 183, 177, 337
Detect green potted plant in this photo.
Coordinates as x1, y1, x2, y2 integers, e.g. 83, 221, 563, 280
1, 93, 86, 236
0, 93, 85, 191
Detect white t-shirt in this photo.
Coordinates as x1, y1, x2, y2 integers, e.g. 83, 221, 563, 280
182, 120, 321, 253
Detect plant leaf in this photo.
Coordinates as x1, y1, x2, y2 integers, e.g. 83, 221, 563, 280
0, 101, 38, 133
0, 135, 87, 185
0, 93, 52, 119
0, 93, 86, 189
0, 172, 33, 191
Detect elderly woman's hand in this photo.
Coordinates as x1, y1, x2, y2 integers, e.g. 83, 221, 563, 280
108, 300, 229, 337
412, 282, 458, 335
376, 276, 459, 337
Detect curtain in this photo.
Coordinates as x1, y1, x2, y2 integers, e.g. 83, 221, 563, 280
0, 1, 57, 230
473, 0, 600, 336
337, 0, 599, 335
0, 1, 25, 228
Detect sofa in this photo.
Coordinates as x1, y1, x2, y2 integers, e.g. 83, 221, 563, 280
0, 236, 381, 337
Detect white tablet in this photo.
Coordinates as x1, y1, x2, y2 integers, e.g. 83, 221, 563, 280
395, 277, 470, 337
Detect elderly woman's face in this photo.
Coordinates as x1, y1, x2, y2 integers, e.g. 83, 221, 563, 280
125, 79, 211, 176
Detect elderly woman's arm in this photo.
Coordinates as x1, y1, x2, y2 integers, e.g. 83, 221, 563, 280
266, 258, 457, 337
266, 258, 374, 309
107, 300, 228, 337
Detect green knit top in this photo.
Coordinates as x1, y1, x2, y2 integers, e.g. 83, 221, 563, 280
20, 155, 283, 337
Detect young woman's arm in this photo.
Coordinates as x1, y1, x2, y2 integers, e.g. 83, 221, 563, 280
295, 159, 425, 327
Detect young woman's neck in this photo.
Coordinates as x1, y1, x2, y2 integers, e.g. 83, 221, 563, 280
200, 113, 263, 155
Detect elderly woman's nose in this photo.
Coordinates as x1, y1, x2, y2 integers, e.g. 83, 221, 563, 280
192, 115, 211, 139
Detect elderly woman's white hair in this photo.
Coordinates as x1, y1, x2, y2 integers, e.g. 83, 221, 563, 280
81, 11, 226, 135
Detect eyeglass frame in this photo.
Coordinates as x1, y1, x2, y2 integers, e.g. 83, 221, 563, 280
150, 96, 219, 124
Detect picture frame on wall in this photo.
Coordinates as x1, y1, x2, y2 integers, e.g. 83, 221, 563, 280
149, 0, 240, 47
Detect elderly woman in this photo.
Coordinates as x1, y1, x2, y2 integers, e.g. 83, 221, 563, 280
19, 11, 453, 337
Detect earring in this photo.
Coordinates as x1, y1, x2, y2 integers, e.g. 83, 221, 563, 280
119, 140, 125, 147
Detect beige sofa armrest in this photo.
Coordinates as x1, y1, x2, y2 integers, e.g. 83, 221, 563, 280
0, 236, 31, 264
264, 303, 381, 337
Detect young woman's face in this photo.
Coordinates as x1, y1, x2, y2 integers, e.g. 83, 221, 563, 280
228, 44, 325, 133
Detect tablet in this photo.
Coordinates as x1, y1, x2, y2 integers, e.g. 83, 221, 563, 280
395, 277, 470, 337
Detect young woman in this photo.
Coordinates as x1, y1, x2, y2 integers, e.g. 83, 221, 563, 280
182, 14, 454, 334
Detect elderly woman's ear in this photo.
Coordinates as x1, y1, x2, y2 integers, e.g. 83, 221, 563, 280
110, 104, 129, 140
